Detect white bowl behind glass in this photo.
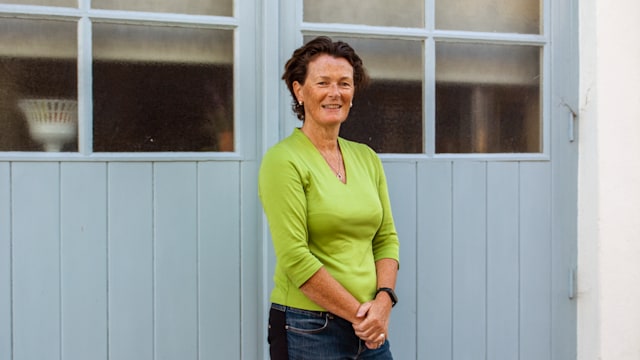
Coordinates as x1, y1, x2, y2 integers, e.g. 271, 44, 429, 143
18, 98, 78, 152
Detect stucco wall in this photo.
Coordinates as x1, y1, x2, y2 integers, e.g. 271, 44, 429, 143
578, 0, 640, 359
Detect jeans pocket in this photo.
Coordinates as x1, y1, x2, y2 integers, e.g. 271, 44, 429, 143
286, 310, 330, 334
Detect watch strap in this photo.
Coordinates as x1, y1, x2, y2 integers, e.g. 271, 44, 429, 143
376, 287, 398, 307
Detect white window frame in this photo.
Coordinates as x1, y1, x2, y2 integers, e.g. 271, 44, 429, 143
274, 0, 551, 161
0, 0, 258, 162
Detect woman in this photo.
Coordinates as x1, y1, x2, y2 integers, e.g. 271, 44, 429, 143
259, 36, 400, 359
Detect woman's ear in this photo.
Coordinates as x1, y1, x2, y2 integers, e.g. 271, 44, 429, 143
293, 81, 303, 104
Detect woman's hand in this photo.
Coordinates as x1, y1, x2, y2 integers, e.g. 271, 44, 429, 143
353, 258, 398, 348
352, 297, 392, 349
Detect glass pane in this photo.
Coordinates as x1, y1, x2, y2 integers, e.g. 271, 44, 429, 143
0, 0, 76, 6
93, 23, 233, 152
0, 18, 77, 152
301, 36, 423, 153
436, 0, 541, 34
304, 0, 423, 28
92, 0, 232, 16
435, 42, 541, 153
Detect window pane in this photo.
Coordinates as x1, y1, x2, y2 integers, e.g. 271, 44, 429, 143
0, 18, 77, 152
92, 0, 232, 16
304, 0, 424, 28
0, 0, 76, 6
302, 36, 423, 153
436, 0, 541, 34
93, 23, 233, 152
436, 42, 541, 153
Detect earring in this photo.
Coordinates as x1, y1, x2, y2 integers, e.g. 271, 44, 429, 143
350, 102, 353, 108
298, 101, 303, 106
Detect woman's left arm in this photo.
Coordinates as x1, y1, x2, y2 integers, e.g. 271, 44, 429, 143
352, 259, 398, 344
354, 150, 401, 347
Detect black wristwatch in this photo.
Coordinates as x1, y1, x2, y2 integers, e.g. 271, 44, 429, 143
375, 287, 398, 307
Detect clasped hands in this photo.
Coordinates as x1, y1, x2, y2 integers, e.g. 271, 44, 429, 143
352, 298, 391, 349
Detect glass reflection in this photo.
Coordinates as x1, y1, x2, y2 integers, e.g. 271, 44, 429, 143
0, 18, 77, 152
436, 0, 541, 34
436, 42, 541, 153
92, 0, 232, 16
92, 23, 233, 152
304, 0, 423, 28
0, 0, 76, 6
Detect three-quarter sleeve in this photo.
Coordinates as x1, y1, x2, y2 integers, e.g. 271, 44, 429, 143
258, 149, 324, 288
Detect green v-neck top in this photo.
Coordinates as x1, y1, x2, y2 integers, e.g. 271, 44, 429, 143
258, 128, 400, 311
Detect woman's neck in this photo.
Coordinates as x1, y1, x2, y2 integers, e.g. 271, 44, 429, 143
300, 122, 340, 152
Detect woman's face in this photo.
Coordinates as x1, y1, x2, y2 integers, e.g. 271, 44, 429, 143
293, 54, 355, 127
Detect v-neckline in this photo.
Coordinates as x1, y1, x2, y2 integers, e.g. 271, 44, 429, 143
297, 129, 348, 185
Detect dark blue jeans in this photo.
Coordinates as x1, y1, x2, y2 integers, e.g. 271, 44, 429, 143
268, 303, 393, 360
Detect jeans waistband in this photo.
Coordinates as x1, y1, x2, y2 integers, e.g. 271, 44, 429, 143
270, 303, 331, 318
270, 303, 287, 312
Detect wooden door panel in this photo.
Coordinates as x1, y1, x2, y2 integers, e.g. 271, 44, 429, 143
487, 162, 520, 359
0, 163, 11, 360
12, 162, 61, 360
61, 162, 108, 360
418, 161, 453, 359
108, 162, 154, 360
520, 162, 552, 360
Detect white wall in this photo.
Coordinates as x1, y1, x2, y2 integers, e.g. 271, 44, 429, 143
578, 0, 640, 359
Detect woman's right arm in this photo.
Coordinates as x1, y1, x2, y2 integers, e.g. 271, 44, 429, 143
259, 151, 363, 322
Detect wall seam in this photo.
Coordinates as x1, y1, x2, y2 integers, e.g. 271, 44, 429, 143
195, 163, 201, 360
449, 160, 455, 360
517, 162, 522, 360
9, 162, 14, 360
151, 162, 156, 360
58, 162, 63, 360
105, 163, 110, 360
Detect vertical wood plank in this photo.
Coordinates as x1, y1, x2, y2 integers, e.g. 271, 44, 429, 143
198, 162, 241, 359
0, 163, 11, 360
154, 162, 198, 360
487, 162, 520, 359
418, 161, 453, 360
60, 162, 108, 360
108, 163, 154, 360
12, 162, 61, 360
384, 161, 417, 359
240, 160, 263, 360
550, 1, 579, 355
520, 162, 552, 360
452, 161, 487, 360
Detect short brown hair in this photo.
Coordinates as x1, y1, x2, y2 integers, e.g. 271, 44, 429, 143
282, 36, 369, 121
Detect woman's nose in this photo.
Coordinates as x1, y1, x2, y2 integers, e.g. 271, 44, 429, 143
328, 83, 340, 96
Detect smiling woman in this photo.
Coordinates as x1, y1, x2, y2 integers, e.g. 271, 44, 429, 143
260, 36, 400, 359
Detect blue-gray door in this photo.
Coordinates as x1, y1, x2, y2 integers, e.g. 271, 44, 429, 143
269, 1, 578, 359
0, 1, 263, 359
